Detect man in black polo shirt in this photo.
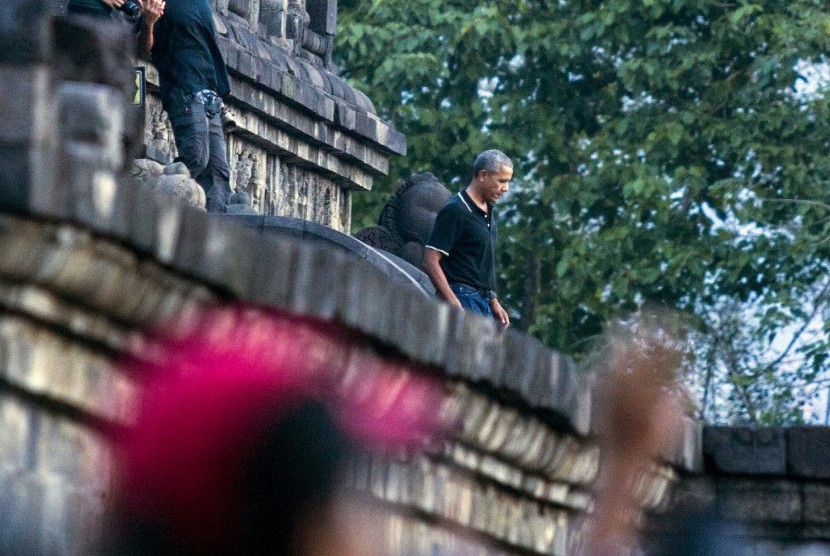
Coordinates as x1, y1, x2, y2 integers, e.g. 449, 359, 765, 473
424, 150, 512, 327
142, 0, 232, 213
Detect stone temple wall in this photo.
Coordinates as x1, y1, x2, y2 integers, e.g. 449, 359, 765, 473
651, 427, 830, 555
1, 1, 829, 555
51, 0, 406, 232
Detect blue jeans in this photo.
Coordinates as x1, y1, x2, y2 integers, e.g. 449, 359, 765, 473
167, 89, 232, 213
450, 283, 493, 318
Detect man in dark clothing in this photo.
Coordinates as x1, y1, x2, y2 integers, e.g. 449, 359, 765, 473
143, 0, 232, 213
423, 150, 512, 327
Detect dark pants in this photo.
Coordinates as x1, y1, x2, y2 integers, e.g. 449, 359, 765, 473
167, 90, 232, 213
449, 283, 493, 318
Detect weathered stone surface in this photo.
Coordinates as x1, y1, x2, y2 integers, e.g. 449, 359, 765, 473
0, 147, 36, 215
355, 173, 451, 270
445, 310, 501, 382
704, 426, 786, 476
194, 217, 257, 296
0, 469, 45, 554
718, 479, 801, 523
0, 67, 56, 216
0, 66, 52, 146
246, 233, 298, 308
0, 0, 51, 65
353, 453, 577, 555
287, 241, 345, 318
0, 393, 31, 470
0, 317, 137, 423
131, 158, 164, 187
788, 427, 830, 480
805, 484, 830, 525
394, 295, 450, 367
59, 82, 124, 171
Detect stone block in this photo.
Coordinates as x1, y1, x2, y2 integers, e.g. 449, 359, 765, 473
480, 406, 519, 454
718, 479, 801, 523
500, 413, 534, 463
0, 0, 51, 65
805, 484, 830, 524
37, 414, 111, 484
453, 312, 501, 383
172, 204, 208, 277
352, 88, 376, 114
665, 476, 716, 513
799, 526, 830, 541
194, 216, 257, 296
499, 329, 536, 394
703, 426, 786, 476
59, 82, 125, 172
383, 126, 407, 156
153, 200, 183, 265
0, 393, 31, 470
259, 63, 282, 95
338, 257, 393, 340
288, 242, 344, 318
61, 489, 105, 555
247, 234, 298, 309
0, 469, 44, 555
0, 66, 52, 145
788, 427, 830, 479
355, 112, 379, 143
516, 422, 551, 469
0, 146, 34, 215
1, 321, 133, 423
238, 50, 261, 81
26, 147, 67, 221
128, 185, 160, 255
96, 180, 135, 241
538, 353, 587, 433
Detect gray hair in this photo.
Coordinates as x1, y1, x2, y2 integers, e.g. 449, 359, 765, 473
473, 149, 513, 176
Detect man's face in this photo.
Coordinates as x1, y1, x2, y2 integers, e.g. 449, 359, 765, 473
477, 164, 513, 203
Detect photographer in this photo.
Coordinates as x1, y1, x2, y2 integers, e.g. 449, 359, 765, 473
141, 0, 233, 213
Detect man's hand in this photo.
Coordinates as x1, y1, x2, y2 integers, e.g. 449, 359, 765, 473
136, 0, 164, 53
101, 0, 125, 8
137, 0, 165, 26
490, 298, 510, 328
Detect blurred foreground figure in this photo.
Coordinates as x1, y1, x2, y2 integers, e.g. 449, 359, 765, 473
580, 316, 749, 556
107, 307, 444, 555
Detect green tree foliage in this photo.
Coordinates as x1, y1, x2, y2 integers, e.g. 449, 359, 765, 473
336, 0, 830, 423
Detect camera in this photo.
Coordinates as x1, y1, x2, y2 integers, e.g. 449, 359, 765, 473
118, 0, 141, 17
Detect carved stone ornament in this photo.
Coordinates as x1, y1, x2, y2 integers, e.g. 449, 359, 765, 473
355, 172, 452, 270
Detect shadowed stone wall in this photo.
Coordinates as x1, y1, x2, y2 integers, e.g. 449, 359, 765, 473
648, 427, 830, 555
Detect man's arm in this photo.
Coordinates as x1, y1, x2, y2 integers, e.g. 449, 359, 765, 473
423, 248, 462, 310
136, 0, 165, 54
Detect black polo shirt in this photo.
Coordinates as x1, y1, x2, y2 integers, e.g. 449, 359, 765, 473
426, 188, 497, 292
151, 0, 230, 107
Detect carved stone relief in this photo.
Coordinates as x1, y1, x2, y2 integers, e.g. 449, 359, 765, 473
355, 173, 452, 269
259, 0, 286, 38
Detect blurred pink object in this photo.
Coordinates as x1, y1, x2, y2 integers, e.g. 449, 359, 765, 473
115, 306, 446, 553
